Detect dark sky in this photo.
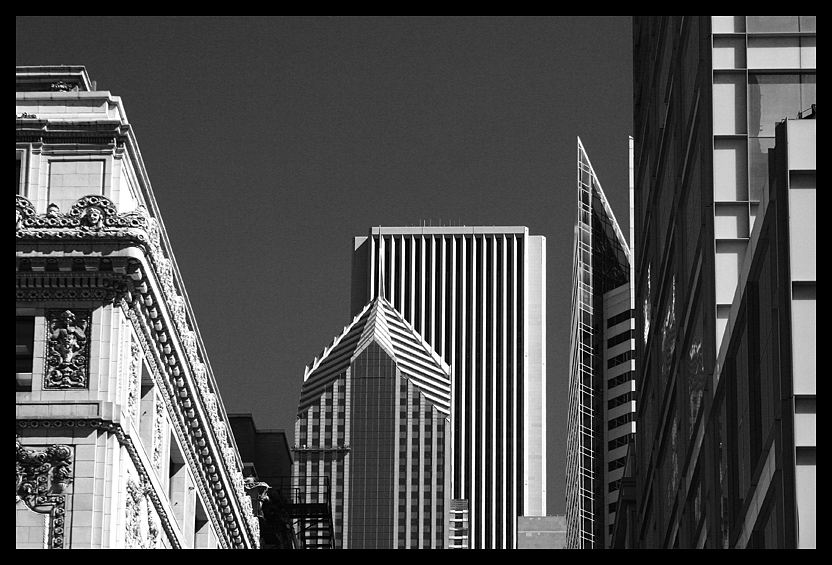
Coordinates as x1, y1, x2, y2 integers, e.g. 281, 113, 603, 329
17, 16, 633, 514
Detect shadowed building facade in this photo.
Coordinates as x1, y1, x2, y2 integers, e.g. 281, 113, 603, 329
293, 296, 452, 548
351, 226, 547, 549
630, 16, 816, 548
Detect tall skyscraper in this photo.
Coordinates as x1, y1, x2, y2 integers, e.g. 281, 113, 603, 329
631, 16, 816, 548
15, 66, 258, 548
351, 226, 547, 549
566, 138, 635, 549
293, 295, 453, 549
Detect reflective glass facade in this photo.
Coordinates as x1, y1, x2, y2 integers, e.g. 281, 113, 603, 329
632, 16, 816, 548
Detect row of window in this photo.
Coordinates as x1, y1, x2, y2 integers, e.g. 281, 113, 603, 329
606, 309, 634, 329
607, 371, 634, 390
608, 412, 635, 431
608, 433, 634, 452
607, 350, 633, 370
607, 329, 634, 349
608, 391, 635, 410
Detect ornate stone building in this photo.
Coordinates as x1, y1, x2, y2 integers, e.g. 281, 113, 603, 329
15, 66, 259, 549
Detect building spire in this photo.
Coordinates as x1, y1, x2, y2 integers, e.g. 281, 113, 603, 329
377, 227, 385, 299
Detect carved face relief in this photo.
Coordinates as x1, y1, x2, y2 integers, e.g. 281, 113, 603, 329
81, 206, 104, 229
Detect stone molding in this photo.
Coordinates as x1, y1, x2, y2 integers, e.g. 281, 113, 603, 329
17, 419, 181, 549
16, 194, 259, 548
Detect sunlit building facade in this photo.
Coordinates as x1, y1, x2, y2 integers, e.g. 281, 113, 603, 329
566, 139, 635, 549
351, 226, 547, 549
293, 295, 452, 549
16, 66, 259, 549
631, 16, 816, 548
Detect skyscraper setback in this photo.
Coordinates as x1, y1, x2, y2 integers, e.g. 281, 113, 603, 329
352, 226, 547, 549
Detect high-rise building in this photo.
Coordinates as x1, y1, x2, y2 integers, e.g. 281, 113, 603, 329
566, 138, 635, 549
631, 16, 816, 548
293, 295, 453, 549
15, 66, 259, 548
351, 226, 547, 549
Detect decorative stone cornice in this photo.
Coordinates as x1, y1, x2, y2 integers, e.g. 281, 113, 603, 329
15, 119, 128, 146
16, 194, 259, 548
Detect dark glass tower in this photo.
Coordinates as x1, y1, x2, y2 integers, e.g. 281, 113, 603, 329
294, 296, 452, 549
631, 16, 816, 548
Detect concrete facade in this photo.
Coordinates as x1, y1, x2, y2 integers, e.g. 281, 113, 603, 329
16, 66, 258, 549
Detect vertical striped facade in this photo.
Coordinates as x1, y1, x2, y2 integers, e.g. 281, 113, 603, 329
567, 139, 634, 548
351, 226, 547, 549
294, 297, 452, 549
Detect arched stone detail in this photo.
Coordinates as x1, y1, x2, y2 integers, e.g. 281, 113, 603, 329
67, 195, 119, 229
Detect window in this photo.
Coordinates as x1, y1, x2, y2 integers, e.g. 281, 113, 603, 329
607, 350, 633, 369
608, 391, 635, 410
16, 316, 35, 392
607, 329, 634, 349
16, 150, 26, 196
608, 456, 627, 472
607, 371, 634, 390
608, 412, 635, 431
606, 309, 633, 329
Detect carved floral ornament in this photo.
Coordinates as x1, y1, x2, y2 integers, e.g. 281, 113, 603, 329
45, 309, 91, 389
16, 194, 259, 545
16, 438, 73, 548
15, 439, 74, 508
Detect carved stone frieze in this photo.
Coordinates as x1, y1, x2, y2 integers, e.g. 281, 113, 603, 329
127, 340, 141, 422
152, 399, 165, 474
125, 477, 162, 549
16, 194, 150, 235
44, 309, 91, 389
51, 80, 79, 92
